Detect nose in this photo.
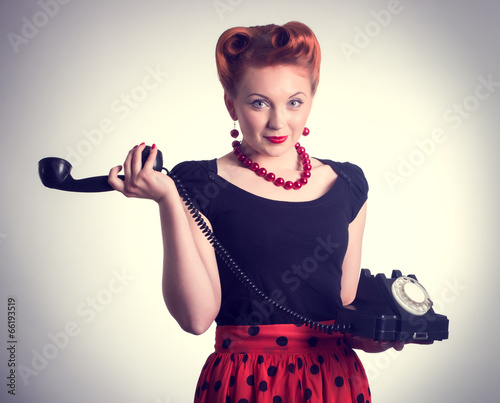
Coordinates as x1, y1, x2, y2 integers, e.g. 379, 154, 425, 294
268, 106, 286, 131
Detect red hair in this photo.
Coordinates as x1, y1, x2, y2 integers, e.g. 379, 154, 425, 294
215, 21, 321, 97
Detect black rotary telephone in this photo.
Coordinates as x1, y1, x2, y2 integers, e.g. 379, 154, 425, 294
38, 146, 449, 342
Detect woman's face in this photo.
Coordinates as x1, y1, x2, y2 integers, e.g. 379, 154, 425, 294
225, 64, 313, 159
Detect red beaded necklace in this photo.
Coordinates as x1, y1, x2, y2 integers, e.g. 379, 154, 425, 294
232, 140, 312, 190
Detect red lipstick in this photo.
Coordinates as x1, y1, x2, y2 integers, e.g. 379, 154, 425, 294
265, 136, 288, 144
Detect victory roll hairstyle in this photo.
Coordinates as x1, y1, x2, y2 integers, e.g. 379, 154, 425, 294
215, 21, 321, 97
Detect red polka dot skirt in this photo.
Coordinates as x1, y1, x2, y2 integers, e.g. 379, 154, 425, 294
194, 321, 371, 402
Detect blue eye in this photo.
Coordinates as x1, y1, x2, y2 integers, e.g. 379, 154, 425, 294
250, 99, 268, 108
289, 99, 304, 107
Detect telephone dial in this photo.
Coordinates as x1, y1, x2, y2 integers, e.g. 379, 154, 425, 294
38, 146, 449, 342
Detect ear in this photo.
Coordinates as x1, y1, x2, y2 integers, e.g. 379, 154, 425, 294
224, 92, 238, 121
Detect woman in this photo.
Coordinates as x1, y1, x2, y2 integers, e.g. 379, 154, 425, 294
109, 21, 400, 403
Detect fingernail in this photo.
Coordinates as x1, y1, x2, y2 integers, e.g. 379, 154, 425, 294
140, 142, 145, 146
152, 143, 156, 149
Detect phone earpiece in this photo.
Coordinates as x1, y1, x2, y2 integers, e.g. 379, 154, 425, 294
38, 157, 73, 189
39, 145, 163, 192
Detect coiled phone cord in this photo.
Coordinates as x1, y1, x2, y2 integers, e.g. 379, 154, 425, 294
166, 168, 340, 335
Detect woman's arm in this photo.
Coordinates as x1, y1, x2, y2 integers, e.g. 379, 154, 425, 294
340, 201, 367, 306
108, 144, 220, 335
340, 201, 408, 352
158, 194, 221, 335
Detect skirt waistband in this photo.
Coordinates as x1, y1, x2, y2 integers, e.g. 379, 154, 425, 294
215, 321, 345, 354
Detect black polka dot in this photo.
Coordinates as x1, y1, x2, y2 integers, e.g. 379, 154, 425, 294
248, 326, 260, 336
305, 388, 313, 400
343, 347, 349, 356
257, 355, 264, 364
276, 336, 288, 346
357, 393, 365, 403
273, 397, 282, 403
226, 397, 231, 403
318, 354, 325, 364
335, 376, 344, 387
222, 338, 231, 349
195, 387, 200, 397
230, 353, 235, 361
310, 364, 320, 375
201, 381, 209, 391
354, 361, 359, 372
298, 380, 302, 390
242, 354, 249, 363
297, 357, 303, 369
214, 381, 222, 391
288, 363, 295, 373
368, 387, 371, 396
334, 353, 339, 362
238, 400, 249, 403
259, 380, 268, 392
267, 366, 277, 377
308, 337, 318, 347
246, 375, 255, 386
229, 376, 236, 387
213, 357, 221, 367
337, 337, 342, 346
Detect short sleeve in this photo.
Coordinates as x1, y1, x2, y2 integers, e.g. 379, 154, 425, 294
339, 163, 368, 222
169, 160, 218, 216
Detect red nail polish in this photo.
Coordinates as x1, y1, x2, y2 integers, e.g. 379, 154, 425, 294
152, 143, 156, 149
140, 142, 145, 146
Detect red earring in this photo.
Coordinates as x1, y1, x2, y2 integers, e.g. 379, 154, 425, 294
230, 121, 239, 138
302, 127, 310, 136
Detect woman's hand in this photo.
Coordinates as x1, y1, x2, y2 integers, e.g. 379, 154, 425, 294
108, 143, 173, 203
344, 334, 405, 353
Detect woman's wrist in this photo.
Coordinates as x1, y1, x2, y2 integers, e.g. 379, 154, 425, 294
155, 182, 177, 205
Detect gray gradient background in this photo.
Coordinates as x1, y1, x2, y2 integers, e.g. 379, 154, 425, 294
1, 0, 499, 402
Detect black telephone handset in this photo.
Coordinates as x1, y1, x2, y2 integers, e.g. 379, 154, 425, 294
38, 146, 164, 192
38, 146, 449, 342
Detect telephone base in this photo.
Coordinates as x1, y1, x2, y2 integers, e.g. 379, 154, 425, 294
335, 269, 449, 342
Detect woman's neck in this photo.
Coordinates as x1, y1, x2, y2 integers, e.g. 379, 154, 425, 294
238, 142, 303, 174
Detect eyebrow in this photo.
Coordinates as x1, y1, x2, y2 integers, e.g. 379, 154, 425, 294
246, 91, 307, 100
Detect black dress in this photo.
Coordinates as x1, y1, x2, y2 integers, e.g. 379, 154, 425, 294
171, 159, 372, 403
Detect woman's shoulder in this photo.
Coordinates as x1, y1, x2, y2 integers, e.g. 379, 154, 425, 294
318, 158, 368, 221
170, 159, 217, 179
169, 159, 222, 213
317, 159, 367, 187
